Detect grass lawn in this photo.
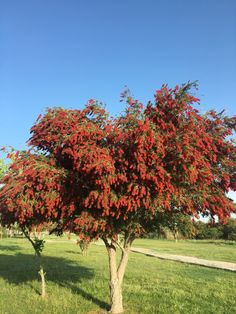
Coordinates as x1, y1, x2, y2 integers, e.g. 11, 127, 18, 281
0, 238, 235, 314
133, 239, 236, 263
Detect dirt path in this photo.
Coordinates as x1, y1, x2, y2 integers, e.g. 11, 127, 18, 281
131, 247, 236, 272
45, 240, 236, 272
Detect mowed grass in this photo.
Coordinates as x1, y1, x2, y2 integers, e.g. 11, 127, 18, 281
0, 238, 235, 314
133, 239, 236, 263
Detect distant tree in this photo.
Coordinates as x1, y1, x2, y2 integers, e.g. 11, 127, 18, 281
1, 83, 236, 313
77, 238, 90, 256
194, 221, 223, 239
163, 212, 197, 241
221, 218, 236, 241
143, 211, 197, 241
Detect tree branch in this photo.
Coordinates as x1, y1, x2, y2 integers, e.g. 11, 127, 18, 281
21, 226, 40, 257
101, 236, 109, 247
113, 240, 125, 253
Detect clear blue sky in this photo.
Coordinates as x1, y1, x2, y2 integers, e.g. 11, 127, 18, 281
1, 0, 236, 152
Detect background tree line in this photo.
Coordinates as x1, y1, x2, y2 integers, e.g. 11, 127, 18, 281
1, 217, 235, 242
142, 215, 236, 241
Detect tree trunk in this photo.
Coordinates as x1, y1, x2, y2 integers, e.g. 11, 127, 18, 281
21, 227, 46, 298
108, 245, 123, 314
104, 239, 131, 314
39, 265, 46, 298
173, 228, 178, 242
33, 248, 47, 298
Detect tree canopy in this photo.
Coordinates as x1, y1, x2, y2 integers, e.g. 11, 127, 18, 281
0, 82, 235, 313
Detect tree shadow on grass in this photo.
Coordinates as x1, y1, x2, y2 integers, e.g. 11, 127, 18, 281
0, 252, 109, 311
65, 250, 82, 255
0, 244, 21, 251
59, 282, 109, 310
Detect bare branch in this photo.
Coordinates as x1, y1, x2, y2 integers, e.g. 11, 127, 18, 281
113, 240, 125, 253
101, 236, 110, 248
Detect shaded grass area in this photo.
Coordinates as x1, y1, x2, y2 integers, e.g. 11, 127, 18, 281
133, 239, 236, 263
0, 238, 236, 313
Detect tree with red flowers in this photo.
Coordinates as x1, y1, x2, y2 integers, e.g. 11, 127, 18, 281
0, 151, 69, 297
0, 82, 235, 313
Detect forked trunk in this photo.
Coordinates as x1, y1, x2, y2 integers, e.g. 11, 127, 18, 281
108, 245, 123, 313
105, 239, 131, 314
